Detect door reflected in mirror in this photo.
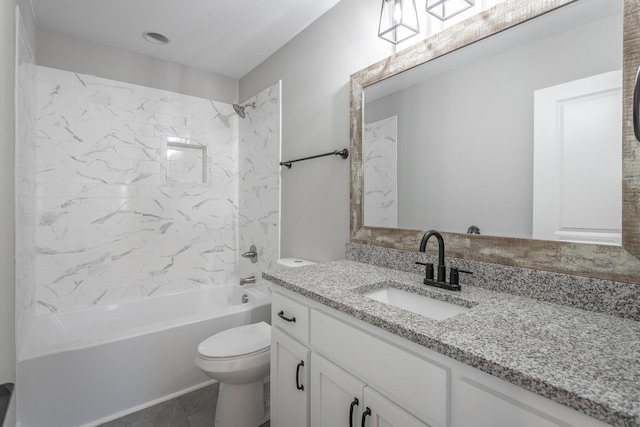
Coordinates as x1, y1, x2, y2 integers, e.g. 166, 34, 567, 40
363, 0, 623, 245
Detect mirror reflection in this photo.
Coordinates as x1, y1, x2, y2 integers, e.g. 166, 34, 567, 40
363, 0, 623, 245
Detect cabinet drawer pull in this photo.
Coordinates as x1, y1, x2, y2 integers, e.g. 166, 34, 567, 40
349, 397, 359, 427
296, 360, 305, 390
278, 310, 296, 323
361, 407, 371, 427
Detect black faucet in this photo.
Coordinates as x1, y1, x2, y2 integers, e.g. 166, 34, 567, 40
419, 230, 446, 283
417, 230, 471, 291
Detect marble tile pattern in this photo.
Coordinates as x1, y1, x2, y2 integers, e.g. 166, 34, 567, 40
364, 116, 397, 227
166, 143, 206, 184
15, 8, 38, 351
35, 67, 240, 313
346, 242, 640, 321
263, 260, 640, 427
238, 82, 281, 283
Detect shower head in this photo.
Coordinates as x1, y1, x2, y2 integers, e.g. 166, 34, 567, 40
233, 102, 255, 118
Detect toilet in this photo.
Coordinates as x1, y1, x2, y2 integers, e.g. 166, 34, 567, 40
195, 321, 271, 427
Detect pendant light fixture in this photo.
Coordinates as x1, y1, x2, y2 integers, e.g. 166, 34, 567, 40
378, 0, 420, 45
426, 0, 474, 21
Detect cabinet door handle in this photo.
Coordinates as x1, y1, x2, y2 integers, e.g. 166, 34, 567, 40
361, 407, 371, 427
278, 310, 296, 323
349, 397, 359, 427
295, 360, 304, 390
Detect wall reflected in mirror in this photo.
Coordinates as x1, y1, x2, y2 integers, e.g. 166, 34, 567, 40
363, 0, 623, 245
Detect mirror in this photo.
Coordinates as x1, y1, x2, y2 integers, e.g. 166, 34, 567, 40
364, 0, 622, 245
350, 0, 640, 283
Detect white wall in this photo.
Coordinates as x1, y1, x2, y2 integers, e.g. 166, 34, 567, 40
239, 0, 393, 262
0, 0, 17, 389
238, 0, 508, 262
1, 0, 36, 391
15, 0, 38, 366
37, 28, 239, 104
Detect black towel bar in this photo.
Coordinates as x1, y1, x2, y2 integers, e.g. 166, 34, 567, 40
280, 149, 349, 169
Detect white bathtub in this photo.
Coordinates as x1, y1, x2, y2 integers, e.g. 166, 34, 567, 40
16, 284, 271, 427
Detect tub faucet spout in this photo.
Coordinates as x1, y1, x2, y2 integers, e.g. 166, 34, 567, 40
239, 275, 256, 286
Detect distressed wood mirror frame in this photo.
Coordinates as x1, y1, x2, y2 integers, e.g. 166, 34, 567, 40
350, 0, 640, 284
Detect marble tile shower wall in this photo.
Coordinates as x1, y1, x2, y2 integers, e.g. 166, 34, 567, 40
15, 8, 38, 349
238, 82, 281, 280
35, 66, 240, 313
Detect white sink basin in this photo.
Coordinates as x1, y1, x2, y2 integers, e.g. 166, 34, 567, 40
362, 286, 470, 320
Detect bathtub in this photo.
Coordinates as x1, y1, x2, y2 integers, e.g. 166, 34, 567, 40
16, 284, 271, 427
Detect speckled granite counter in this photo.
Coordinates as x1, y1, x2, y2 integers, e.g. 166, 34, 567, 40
263, 260, 640, 427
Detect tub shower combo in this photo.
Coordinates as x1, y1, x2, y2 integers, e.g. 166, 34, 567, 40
15, 59, 282, 426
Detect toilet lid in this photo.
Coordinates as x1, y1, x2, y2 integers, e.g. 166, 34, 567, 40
198, 321, 270, 359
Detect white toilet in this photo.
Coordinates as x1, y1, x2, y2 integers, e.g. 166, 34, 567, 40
195, 321, 271, 427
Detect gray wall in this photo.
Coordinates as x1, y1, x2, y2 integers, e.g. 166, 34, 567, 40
37, 28, 239, 103
1, 0, 36, 391
240, 0, 393, 262
0, 0, 16, 390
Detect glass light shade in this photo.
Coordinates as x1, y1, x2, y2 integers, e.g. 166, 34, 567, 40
426, 0, 474, 21
378, 0, 420, 45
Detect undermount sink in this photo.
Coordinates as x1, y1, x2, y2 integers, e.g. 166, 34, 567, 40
361, 284, 471, 321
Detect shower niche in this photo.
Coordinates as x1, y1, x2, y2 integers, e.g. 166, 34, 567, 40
166, 138, 208, 184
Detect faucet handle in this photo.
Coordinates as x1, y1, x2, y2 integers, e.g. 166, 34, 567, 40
449, 268, 473, 286
415, 261, 434, 280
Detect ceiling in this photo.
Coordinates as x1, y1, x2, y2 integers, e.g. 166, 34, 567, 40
30, 0, 343, 79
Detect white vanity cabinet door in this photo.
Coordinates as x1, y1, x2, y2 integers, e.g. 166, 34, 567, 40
451, 376, 614, 427
361, 387, 430, 427
311, 353, 365, 427
455, 378, 561, 427
311, 353, 428, 427
311, 310, 449, 427
271, 328, 310, 427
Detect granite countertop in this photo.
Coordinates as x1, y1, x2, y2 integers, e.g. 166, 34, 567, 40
263, 260, 640, 427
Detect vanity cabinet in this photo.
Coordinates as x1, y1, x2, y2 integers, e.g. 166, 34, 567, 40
311, 353, 428, 427
271, 328, 310, 427
310, 309, 447, 427
270, 287, 613, 427
271, 293, 311, 427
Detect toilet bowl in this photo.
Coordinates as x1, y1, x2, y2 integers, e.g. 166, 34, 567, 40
195, 321, 271, 427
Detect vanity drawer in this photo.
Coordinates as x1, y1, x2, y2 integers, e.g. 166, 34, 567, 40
311, 310, 449, 427
272, 292, 310, 344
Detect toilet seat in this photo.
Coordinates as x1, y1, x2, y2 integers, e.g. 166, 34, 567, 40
197, 321, 270, 360
195, 321, 272, 426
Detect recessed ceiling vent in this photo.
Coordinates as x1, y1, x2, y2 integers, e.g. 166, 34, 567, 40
143, 31, 170, 45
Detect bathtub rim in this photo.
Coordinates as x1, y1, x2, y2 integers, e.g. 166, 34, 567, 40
18, 284, 271, 361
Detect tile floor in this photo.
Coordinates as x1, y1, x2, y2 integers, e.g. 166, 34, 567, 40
98, 383, 270, 427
